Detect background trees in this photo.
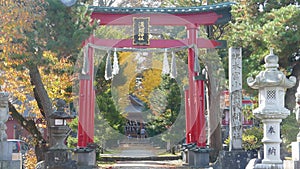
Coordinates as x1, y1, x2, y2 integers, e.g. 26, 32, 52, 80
0, 0, 95, 161
3, 0, 300, 164
226, 0, 300, 106
226, 0, 300, 152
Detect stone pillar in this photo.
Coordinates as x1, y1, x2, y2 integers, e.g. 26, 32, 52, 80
247, 49, 296, 169
295, 80, 300, 142
0, 92, 21, 169
0, 92, 9, 142
291, 80, 300, 168
229, 47, 243, 151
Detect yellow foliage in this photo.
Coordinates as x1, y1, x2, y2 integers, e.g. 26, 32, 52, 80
24, 149, 37, 169
0, 0, 46, 57
1, 50, 73, 116
114, 52, 138, 110
0, 2, 73, 117
113, 52, 163, 109
133, 68, 161, 104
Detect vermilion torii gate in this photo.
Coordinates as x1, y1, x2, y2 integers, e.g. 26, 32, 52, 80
78, 2, 233, 148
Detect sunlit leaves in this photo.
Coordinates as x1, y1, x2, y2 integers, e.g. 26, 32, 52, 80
0, 0, 45, 58
41, 51, 74, 103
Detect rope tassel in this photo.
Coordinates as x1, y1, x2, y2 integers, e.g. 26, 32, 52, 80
81, 46, 89, 75
170, 51, 177, 79
194, 46, 201, 73
104, 51, 113, 80
112, 49, 119, 75
162, 49, 170, 75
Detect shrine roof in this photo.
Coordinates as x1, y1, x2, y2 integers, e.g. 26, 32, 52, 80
89, 2, 234, 15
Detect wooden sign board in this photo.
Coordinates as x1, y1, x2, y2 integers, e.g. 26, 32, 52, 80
133, 17, 150, 46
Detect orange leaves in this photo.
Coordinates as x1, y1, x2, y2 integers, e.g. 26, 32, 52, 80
1, 50, 74, 117
40, 51, 74, 103
0, 0, 46, 57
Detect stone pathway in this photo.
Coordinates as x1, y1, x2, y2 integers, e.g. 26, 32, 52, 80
98, 139, 186, 169
103, 160, 186, 169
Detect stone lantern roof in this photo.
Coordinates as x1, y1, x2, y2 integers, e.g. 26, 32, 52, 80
49, 99, 74, 119
247, 49, 296, 89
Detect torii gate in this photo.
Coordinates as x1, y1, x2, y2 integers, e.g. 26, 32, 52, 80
78, 2, 233, 148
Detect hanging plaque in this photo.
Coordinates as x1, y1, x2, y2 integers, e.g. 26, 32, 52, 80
133, 17, 150, 46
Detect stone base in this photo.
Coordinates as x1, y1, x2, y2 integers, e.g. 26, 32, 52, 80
292, 142, 300, 161
77, 165, 98, 169
214, 150, 256, 169
45, 150, 77, 169
193, 149, 210, 168
283, 160, 300, 169
73, 148, 96, 167
187, 150, 194, 166
186, 148, 210, 168
254, 163, 283, 169
0, 160, 21, 169
0, 141, 12, 160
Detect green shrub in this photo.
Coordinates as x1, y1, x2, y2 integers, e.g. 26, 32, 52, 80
242, 126, 263, 150
223, 126, 263, 151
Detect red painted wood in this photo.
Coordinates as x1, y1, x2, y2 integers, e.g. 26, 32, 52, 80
187, 26, 197, 144
196, 79, 206, 147
91, 12, 221, 26
185, 89, 191, 144
83, 36, 222, 49
78, 46, 95, 148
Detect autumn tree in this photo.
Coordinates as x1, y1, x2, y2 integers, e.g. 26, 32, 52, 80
227, 0, 300, 107
0, 0, 95, 161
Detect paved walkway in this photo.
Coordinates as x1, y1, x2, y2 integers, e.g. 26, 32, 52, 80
98, 139, 187, 169
103, 160, 187, 169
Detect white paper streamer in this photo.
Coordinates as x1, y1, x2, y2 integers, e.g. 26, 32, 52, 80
112, 49, 119, 75
104, 51, 113, 80
81, 46, 89, 75
194, 46, 201, 73
170, 51, 177, 78
162, 49, 170, 75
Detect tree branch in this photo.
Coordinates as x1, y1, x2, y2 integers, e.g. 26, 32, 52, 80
8, 101, 45, 142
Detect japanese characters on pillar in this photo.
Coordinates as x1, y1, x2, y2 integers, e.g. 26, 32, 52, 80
133, 17, 150, 46
229, 47, 243, 150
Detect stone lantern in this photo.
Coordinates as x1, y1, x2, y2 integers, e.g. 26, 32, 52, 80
45, 99, 76, 169
247, 49, 296, 169
48, 99, 73, 150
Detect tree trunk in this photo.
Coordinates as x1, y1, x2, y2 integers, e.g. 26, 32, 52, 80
8, 101, 46, 161
285, 62, 300, 110
203, 49, 223, 162
206, 79, 222, 162
28, 65, 53, 119
28, 64, 54, 161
